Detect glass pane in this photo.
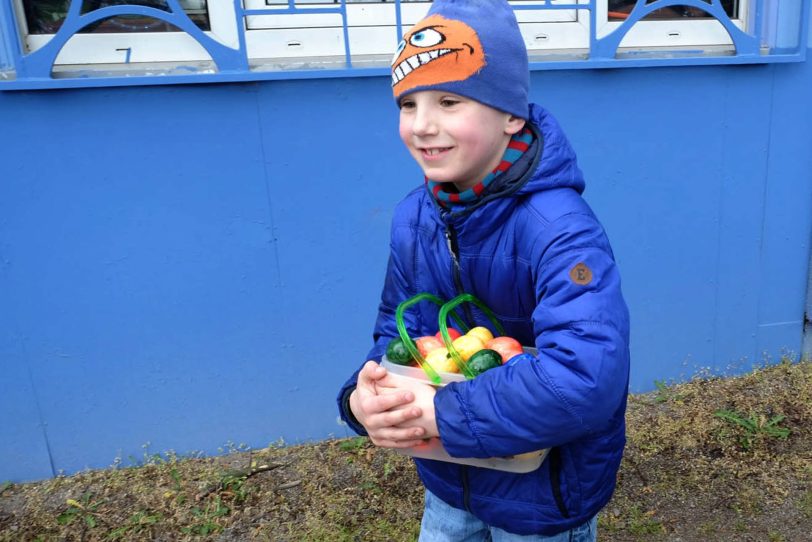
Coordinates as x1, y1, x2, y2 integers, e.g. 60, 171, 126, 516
22, 0, 210, 35
609, 1, 739, 21
261, 0, 533, 3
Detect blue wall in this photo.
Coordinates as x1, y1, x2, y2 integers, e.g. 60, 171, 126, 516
2, 55, 811, 481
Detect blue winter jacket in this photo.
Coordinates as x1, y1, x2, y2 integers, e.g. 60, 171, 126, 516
337, 104, 630, 536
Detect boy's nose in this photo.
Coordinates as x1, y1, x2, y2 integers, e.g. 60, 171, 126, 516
411, 107, 439, 137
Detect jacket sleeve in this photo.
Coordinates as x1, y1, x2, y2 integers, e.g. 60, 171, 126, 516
434, 212, 630, 458
335, 224, 420, 435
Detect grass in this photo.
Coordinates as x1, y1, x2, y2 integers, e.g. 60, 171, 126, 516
0, 358, 810, 541
713, 409, 791, 450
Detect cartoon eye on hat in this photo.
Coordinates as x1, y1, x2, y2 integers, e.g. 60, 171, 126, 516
391, 15, 486, 96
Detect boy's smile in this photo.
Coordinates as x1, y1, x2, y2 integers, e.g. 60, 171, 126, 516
398, 90, 525, 191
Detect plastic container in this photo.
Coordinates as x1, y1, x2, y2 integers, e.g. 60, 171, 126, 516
381, 351, 549, 473
384, 292, 549, 472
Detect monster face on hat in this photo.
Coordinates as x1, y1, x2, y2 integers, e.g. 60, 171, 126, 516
390, 0, 530, 119
391, 15, 486, 96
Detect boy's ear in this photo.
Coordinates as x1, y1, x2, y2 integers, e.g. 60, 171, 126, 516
504, 115, 526, 135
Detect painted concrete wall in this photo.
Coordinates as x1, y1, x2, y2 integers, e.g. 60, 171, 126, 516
2, 54, 811, 481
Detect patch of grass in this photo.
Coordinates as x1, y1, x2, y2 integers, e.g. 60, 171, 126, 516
697, 519, 719, 536
0, 359, 809, 541
732, 486, 764, 515
181, 495, 230, 536
338, 436, 368, 452
652, 379, 685, 403
714, 409, 791, 450
107, 510, 162, 540
219, 471, 250, 503
624, 506, 666, 536
799, 488, 812, 518
56, 492, 102, 529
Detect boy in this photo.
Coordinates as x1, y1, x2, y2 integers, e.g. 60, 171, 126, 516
337, 1, 630, 540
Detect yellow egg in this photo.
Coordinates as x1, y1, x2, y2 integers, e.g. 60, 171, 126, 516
451, 335, 485, 361
466, 326, 494, 344
424, 347, 459, 373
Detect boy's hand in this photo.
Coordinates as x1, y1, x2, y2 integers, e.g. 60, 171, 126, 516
349, 361, 427, 448
377, 374, 440, 440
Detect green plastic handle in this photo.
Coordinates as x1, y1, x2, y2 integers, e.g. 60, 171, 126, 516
394, 293, 445, 384
438, 293, 506, 380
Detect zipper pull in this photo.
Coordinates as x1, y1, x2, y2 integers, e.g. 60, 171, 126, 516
445, 228, 461, 267
444, 229, 455, 257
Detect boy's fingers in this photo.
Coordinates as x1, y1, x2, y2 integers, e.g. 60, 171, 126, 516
367, 391, 414, 413
366, 406, 422, 435
372, 439, 426, 449
376, 373, 407, 389
384, 405, 422, 426
355, 361, 386, 392
369, 427, 427, 448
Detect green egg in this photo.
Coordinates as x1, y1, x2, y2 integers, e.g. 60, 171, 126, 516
386, 337, 415, 365
467, 349, 503, 376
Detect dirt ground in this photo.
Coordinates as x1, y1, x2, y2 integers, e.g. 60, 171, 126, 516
1, 359, 810, 541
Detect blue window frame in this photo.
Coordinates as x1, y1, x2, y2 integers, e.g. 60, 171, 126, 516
0, 1, 809, 90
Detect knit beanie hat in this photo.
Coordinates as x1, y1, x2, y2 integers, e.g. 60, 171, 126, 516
391, 0, 530, 119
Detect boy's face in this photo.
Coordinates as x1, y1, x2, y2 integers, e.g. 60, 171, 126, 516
398, 91, 525, 191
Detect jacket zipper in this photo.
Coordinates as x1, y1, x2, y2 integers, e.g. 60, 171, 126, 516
549, 447, 570, 519
461, 466, 472, 511
445, 221, 473, 511
444, 224, 474, 323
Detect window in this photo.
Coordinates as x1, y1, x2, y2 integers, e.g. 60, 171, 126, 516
0, 1, 807, 89
244, 1, 589, 62
599, 1, 748, 51
15, 0, 238, 64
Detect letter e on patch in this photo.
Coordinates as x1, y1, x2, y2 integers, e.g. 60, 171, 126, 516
569, 262, 592, 286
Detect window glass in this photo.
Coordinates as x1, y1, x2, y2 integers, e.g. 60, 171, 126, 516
608, 0, 740, 21
22, 0, 210, 34
261, 0, 430, 4
6, 0, 783, 78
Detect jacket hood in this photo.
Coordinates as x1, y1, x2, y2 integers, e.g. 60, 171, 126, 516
515, 103, 585, 197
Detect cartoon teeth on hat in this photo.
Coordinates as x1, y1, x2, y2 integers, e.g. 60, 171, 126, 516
391, 14, 486, 97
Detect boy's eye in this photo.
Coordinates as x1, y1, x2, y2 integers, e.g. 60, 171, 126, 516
440, 98, 460, 107
399, 100, 415, 110
409, 27, 444, 48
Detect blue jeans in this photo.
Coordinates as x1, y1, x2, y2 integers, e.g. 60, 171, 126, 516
419, 490, 598, 542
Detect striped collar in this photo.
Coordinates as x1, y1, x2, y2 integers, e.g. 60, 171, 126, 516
426, 127, 534, 208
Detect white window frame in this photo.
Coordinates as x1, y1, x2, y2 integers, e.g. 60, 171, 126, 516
17, 1, 239, 65
596, 1, 749, 49
13, 1, 752, 66
244, 1, 590, 60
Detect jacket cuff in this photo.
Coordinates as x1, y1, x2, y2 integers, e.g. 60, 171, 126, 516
338, 386, 369, 436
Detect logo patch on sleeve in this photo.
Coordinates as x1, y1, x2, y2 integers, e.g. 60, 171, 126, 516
569, 263, 593, 286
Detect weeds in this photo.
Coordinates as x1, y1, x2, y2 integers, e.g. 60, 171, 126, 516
799, 489, 812, 518
338, 436, 367, 452
218, 441, 251, 455
598, 506, 665, 537
652, 379, 684, 403
181, 496, 230, 536
0, 360, 809, 542
107, 510, 161, 540
625, 506, 666, 536
219, 471, 250, 504
383, 457, 398, 478
56, 492, 102, 529
714, 409, 791, 450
